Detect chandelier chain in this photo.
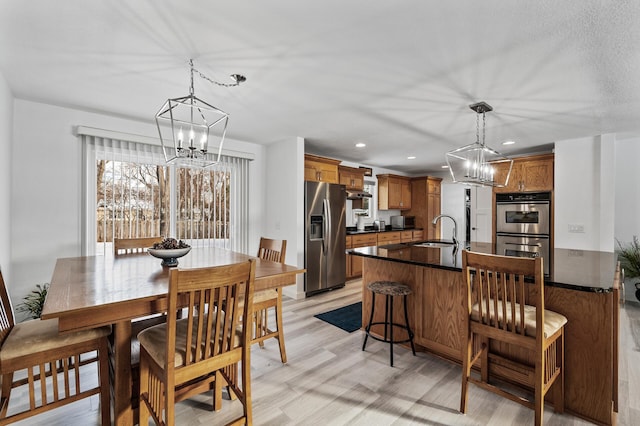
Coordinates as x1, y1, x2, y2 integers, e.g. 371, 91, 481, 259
482, 111, 486, 146
192, 66, 243, 87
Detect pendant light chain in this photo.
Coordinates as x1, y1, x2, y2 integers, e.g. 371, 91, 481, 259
191, 59, 245, 88
476, 111, 480, 145
189, 59, 195, 96
482, 110, 486, 147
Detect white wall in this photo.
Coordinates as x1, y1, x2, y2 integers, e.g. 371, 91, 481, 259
10, 99, 267, 310
615, 135, 640, 244
265, 137, 305, 299
0, 71, 12, 286
440, 183, 465, 241
554, 135, 616, 251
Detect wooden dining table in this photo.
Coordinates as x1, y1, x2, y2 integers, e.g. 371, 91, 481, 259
41, 246, 305, 426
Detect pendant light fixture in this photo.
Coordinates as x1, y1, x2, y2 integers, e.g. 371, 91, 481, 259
155, 59, 246, 168
446, 102, 513, 187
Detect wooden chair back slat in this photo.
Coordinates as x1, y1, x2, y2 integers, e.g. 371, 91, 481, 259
464, 251, 543, 337
257, 238, 286, 264
166, 260, 255, 372
0, 269, 15, 347
114, 237, 162, 256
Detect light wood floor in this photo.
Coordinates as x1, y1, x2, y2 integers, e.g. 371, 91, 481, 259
9, 279, 640, 425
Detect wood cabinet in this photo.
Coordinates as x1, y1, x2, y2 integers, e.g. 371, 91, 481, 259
377, 174, 411, 210
338, 165, 366, 191
400, 231, 414, 243
493, 154, 554, 193
404, 176, 442, 240
377, 231, 401, 245
346, 233, 378, 279
412, 229, 424, 241
304, 154, 340, 183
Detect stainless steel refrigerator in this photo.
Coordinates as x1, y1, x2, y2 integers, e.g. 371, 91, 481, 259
305, 181, 346, 296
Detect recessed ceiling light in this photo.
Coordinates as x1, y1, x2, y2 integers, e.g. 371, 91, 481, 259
355, 142, 366, 148
502, 140, 515, 145
441, 165, 449, 169
407, 156, 416, 160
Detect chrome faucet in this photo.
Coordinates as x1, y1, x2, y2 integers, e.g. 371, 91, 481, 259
432, 214, 458, 246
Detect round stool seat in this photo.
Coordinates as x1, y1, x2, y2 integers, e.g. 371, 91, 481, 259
367, 281, 412, 297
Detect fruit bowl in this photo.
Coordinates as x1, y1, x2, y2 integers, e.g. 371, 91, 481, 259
147, 247, 191, 267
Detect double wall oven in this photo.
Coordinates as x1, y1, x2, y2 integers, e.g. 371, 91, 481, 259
495, 192, 551, 275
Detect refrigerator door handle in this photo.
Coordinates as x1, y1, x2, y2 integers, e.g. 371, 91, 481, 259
323, 198, 330, 254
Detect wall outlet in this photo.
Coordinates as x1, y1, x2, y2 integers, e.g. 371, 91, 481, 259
568, 224, 585, 233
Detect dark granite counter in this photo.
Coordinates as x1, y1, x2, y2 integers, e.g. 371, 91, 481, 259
348, 241, 617, 293
346, 227, 423, 235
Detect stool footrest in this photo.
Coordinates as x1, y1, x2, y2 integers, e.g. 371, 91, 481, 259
365, 321, 415, 344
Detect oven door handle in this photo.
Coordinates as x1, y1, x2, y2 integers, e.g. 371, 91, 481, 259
503, 242, 542, 248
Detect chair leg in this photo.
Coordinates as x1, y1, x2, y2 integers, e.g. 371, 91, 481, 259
362, 292, 376, 351
403, 294, 416, 356
460, 332, 472, 413
0, 372, 13, 419
554, 331, 565, 414
138, 355, 150, 425
213, 371, 223, 411
275, 290, 288, 363
388, 295, 394, 367
241, 357, 253, 425
534, 353, 544, 426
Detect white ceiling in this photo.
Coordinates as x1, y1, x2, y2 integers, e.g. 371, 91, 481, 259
1, 0, 639, 174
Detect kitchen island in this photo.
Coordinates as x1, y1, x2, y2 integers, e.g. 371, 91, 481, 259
349, 242, 619, 425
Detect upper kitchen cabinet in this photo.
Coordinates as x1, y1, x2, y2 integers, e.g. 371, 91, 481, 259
304, 154, 341, 184
338, 165, 366, 191
493, 154, 554, 193
377, 174, 411, 210
404, 176, 442, 240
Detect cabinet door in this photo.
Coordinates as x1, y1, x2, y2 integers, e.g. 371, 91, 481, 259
351, 255, 363, 277
521, 158, 553, 192
388, 179, 403, 209
400, 231, 414, 243
401, 180, 411, 209
318, 164, 339, 183
304, 164, 320, 182
377, 231, 401, 245
412, 230, 424, 241
493, 161, 520, 193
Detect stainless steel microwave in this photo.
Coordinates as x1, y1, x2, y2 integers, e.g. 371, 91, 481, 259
390, 215, 415, 230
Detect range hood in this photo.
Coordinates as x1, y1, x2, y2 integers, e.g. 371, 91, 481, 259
346, 190, 372, 200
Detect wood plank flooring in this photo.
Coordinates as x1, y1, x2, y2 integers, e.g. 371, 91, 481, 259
9, 279, 640, 425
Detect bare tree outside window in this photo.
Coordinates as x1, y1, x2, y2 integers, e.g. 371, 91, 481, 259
96, 160, 231, 246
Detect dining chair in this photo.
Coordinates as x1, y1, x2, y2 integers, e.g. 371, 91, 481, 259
252, 237, 288, 363
137, 259, 255, 426
0, 268, 111, 424
459, 250, 567, 426
114, 236, 162, 256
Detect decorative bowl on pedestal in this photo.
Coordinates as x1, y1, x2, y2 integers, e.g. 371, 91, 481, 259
147, 247, 191, 267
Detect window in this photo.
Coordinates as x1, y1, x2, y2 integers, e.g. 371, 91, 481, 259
81, 130, 251, 255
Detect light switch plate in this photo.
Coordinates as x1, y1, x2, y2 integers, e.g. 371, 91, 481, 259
568, 224, 585, 233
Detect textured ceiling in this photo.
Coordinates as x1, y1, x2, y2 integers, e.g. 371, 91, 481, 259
1, 0, 639, 174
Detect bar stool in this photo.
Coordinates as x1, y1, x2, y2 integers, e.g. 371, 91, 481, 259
362, 280, 416, 366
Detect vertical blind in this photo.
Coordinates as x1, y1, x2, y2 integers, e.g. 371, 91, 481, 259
81, 132, 250, 255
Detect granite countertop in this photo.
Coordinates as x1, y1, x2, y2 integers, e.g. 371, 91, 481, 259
348, 241, 618, 293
